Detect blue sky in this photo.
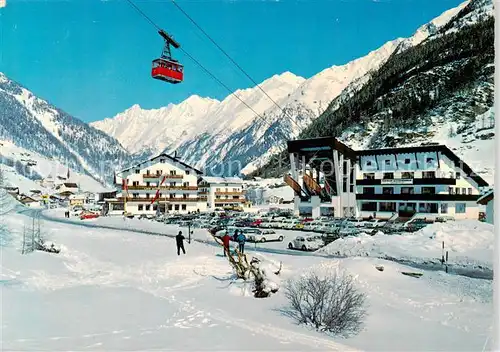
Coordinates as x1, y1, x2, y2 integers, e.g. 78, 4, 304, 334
1, 0, 463, 123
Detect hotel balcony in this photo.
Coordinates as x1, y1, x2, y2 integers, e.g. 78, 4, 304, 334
115, 197, 201, 203
214, 191, 245, 196
356, 178, 457, 186
126, 185, 198, 191
356, 193, 479, 201
214, 198, 246, 203
142, 174, 183, 179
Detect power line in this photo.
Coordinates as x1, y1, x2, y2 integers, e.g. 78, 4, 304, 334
170, 0, 300, 129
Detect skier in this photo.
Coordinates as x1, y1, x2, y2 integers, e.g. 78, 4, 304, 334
236, 230, 246, 254
176, 231, 186, 256
221, 231, 231, 257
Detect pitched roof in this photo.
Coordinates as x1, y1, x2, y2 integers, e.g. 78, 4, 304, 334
118, 153, 203, 175
477, 189, 494, 205
63, 182, 78, 188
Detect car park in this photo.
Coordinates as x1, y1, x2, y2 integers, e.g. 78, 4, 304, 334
288, 235, 324, 251
245, 229, 284, 242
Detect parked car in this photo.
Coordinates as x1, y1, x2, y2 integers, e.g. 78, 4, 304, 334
246, 229, 284, 242
338, 224, 359, 237
347, 218, 366, 228
288, 235, 324, 251
365, 219, 387, 229
404, 219, 430, 232
80, 212, 99, 220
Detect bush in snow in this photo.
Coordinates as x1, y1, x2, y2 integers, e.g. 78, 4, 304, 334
283, 270, 366, 336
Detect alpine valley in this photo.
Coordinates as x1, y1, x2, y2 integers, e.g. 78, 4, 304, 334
0, 0, 495, 187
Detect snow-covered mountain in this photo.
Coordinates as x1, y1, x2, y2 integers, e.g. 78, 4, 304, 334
0, 140, 112, 194
92, 0, 473, 176
255, 0, 494, 184
0, 73, 143, 184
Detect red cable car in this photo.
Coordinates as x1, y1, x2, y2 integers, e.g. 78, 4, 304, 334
152, 29, 184, 84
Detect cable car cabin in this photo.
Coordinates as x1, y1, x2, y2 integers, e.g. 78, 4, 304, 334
151, 58, 183, 84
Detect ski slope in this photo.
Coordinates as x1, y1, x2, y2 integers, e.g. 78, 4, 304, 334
1, 200, 494, 351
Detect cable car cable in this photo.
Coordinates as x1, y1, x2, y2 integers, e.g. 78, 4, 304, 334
125, 0, 285, 136
170, 0, 301, 130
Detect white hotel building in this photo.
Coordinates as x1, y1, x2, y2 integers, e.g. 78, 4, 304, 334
198, 176, 246, 210
285, 137, 489, 220
107, 153, 204, 215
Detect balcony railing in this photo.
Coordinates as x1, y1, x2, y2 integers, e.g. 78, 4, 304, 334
214, 198, 246, 203
214, 191, 244, 196
356, 193, 479, 201
357, 178, 457, 186
115, 197, 201, 203
125, 185, 197, 191
142, 174, 183, 179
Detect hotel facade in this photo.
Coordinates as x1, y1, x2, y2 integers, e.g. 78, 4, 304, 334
285, 137, 489, 220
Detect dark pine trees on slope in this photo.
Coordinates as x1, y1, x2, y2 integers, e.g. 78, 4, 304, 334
250, 14, 494, 178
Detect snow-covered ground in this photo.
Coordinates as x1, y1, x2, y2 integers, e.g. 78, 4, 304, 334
317, 221, 495, 273
0, 193, 495, 351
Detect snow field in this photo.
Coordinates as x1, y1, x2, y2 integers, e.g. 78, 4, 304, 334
1, 200, 495, 351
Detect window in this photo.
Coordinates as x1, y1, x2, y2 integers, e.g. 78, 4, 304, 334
401, 172, 414, 179
175, 204, 179, 211
146, 182, 150, 187
455, 203, 466, 214
462, 188, 466, 195
170, 170, 176, 175
404, 158, 411, 164
382, 187, 394, 195
468, 188, 472, 195
363, 187, 375, 194
160, 159, 165, 163
361, 202, 377, 211
448, 187, 454, 195
133, 193, 139, 198
145, 205, 150, 211
146, 193, 150, 199
183, 194, 187, 199
135, 169, 140, 174
138, 205, 143, 211
153, 204, 157, 211
422, 171, 436, 179
156, 170, 161, 175
169, 194, 174, 199
383, 172, 394, 179
455, 187, 460, 194
133, 181, 139, 186
455, 172, 461, 179
168, 204, 173, 211
216, 188, 221, 192
366, 161, 373, 166
146, 170, 150, 175
379, 202, 396, 212
385, 160, 391, 166
233, 196, 240, 199
181, 204, 187, 210
422, 187, 436, 194
186, 171, 190, 175
401, 187, 414, 195
440, 203, 448, 214
426, 157, 435, 163
363, 173, 375, 180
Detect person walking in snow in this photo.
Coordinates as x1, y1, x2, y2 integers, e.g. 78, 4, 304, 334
176, 231, 186, 256
221, 231, 231, 257
236, 230, 246, 254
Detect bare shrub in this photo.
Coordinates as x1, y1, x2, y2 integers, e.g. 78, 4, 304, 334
283, 270, 367, 336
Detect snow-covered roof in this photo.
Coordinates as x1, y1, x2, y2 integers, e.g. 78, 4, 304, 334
69, 194, 87, 200
477, 189, 493, 205
199, 176, 243, 184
